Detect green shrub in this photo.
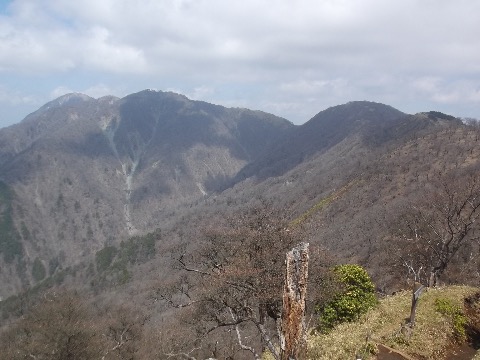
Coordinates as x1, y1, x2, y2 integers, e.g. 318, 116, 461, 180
31, 258, 46, 282
434, 298, 468, 342
92, 233, 157, 290
119, 233, 156, 264
318, 264, 377, 332
95, 246, 118, 272
0, 181, 23, 263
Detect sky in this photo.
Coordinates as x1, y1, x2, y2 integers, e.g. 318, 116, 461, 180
0, 0, 479, 128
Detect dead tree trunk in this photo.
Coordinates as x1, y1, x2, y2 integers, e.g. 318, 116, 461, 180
409, 283, 425, 327
280, 242, 309, 360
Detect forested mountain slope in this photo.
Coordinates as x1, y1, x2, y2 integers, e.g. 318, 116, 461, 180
0, 90, 293, 297
0, 91, 478, 310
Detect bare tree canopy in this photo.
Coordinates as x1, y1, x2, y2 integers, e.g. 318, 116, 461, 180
394, 172, 480, 287
157, 203, 335, 359
0, 290, 147, 360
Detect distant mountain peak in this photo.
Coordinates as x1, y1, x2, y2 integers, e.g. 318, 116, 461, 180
336, 100, 404, 114
57, 92, 91, 103
345, 100, 386, 106
40, 93, 93, 112
98, 95, 120, 104
127, 89, 189, 101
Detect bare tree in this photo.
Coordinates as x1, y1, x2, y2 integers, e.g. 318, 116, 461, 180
100, 305, 148, 360
402, 260, 425, 328
0, 290, 150, 360
0, 291, 103, 360
157, 204, 334, 359
394, 173, 480, 287
463, 117, 480, 128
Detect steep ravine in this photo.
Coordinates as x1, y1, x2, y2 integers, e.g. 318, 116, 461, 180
99, 108, 164, 235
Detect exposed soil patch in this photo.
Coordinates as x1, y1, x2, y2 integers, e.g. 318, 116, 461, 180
376, 342, 479, 360
400, 290, 480, 360
444, 342, 478, 359
465, 291, 480, 337
376, 344, 415, 360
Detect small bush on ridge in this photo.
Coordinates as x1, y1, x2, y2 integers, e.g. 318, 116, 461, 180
317, 264, 377, 332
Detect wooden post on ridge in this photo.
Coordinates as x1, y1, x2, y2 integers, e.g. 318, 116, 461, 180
409, 283, 425, 327
280, 242, 309, 360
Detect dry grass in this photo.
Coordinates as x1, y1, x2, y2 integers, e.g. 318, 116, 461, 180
308, 285, 479, 359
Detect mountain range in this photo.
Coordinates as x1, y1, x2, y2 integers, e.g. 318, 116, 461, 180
0, 89, 478, 300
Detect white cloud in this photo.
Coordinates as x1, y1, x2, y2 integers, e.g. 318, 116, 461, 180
0, 86, 38, 105
412, 77, 480, 105
83, 83, 125, 99
3, 0, 480, 78
412, 77, 442, 94
50, 83, 126, 100
279, 79, 350, 97
79, 26, 148, 73
49, 86, 74, 99
189, 86, 215, 101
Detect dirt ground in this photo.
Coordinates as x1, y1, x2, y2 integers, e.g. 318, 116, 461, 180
375, 343, 479, 360
375, 344, 415, 360
444, 343, 478, 359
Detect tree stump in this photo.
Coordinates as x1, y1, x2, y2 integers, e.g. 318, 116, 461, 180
280, 242, 309, 360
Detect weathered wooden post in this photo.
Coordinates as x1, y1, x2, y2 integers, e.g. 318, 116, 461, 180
280, 242, 309, 360
409, 283, 425, 327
